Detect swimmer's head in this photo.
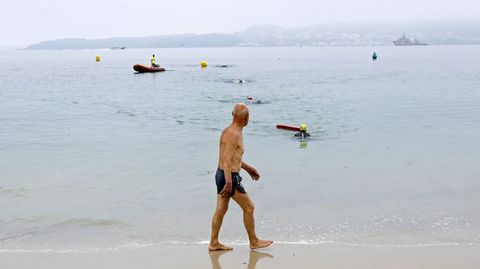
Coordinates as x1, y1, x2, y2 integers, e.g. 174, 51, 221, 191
300, 123, 307, 132
232, 103, 249, 126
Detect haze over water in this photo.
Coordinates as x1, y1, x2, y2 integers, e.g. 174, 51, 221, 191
1, 46, 480, 252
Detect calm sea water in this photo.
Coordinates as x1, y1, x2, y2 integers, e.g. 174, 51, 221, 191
1, 46, 480, 252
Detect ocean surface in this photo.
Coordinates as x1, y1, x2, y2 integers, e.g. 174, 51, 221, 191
1, 46, 480, 252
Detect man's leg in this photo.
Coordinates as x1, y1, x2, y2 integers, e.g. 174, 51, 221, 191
209, 194, 233, 251
232, 191, 273, 249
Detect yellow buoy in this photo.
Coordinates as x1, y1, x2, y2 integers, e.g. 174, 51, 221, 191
95, 55, 101, 62
200, 60, 208, 68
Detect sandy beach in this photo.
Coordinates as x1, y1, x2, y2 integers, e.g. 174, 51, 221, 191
2, 243, 480, 269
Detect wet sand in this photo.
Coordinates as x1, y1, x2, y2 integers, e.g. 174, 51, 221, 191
2, 243, 480, 269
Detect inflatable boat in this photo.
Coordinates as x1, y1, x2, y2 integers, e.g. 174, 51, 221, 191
133, 64, 166, 73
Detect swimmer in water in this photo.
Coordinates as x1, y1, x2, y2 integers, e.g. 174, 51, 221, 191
294, 124, 310, 139
233, 79, 246, 84
246, 96, 263, 105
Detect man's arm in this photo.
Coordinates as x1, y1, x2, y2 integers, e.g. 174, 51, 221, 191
242, 161, 260, 181
241, 161, 253, 172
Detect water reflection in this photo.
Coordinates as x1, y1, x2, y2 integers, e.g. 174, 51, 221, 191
300, 141, 308, 149
209, 250, 230, 269
209, 250, 273, 269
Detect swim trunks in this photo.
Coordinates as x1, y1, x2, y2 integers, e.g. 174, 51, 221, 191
215, 168, 246, 195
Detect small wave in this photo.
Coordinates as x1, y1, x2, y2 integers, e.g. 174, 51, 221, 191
273, 240, 479, 248
116, 110, 136, 117
197, 170, 213, 176
0, 186, 28, 197
0, 231, 36, 242
205, 127, 222, 132
217, 97, 270, 105
50, 218, 121, 228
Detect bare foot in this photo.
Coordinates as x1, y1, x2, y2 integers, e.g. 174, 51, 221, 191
250, 239, 273, 249
208, 242, 233, 251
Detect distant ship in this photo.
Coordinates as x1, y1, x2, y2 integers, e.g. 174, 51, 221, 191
111, 46, 126, 50
393, 33, 427, 46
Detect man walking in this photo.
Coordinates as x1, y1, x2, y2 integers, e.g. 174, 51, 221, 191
209, 103, 273, 251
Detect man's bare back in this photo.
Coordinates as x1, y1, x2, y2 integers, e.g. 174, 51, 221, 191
209, 103, 273, 251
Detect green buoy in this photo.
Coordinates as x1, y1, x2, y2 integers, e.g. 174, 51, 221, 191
372, 52, 377, 60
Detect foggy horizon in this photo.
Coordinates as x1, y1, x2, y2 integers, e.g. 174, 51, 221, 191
1, 0, 480, 47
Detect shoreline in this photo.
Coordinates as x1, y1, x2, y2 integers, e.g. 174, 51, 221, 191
2, 243, 480, 269
1, 240, 479, 253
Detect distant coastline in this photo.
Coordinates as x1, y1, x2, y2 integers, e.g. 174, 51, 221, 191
25, 22, 480, 50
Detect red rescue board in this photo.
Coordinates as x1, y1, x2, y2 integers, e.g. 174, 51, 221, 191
276, 124, 300, 131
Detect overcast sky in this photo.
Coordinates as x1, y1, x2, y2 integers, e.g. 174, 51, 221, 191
1, 0, 479, 46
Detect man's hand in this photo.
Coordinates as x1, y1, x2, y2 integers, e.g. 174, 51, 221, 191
220, 181, 233, 198
246, 167, 260, 181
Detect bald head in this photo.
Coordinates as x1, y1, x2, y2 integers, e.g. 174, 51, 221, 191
233, 103, 248, 116
232, 103, 249, 126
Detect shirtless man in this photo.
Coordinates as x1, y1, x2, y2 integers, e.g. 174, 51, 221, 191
209, 103, 273, 251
